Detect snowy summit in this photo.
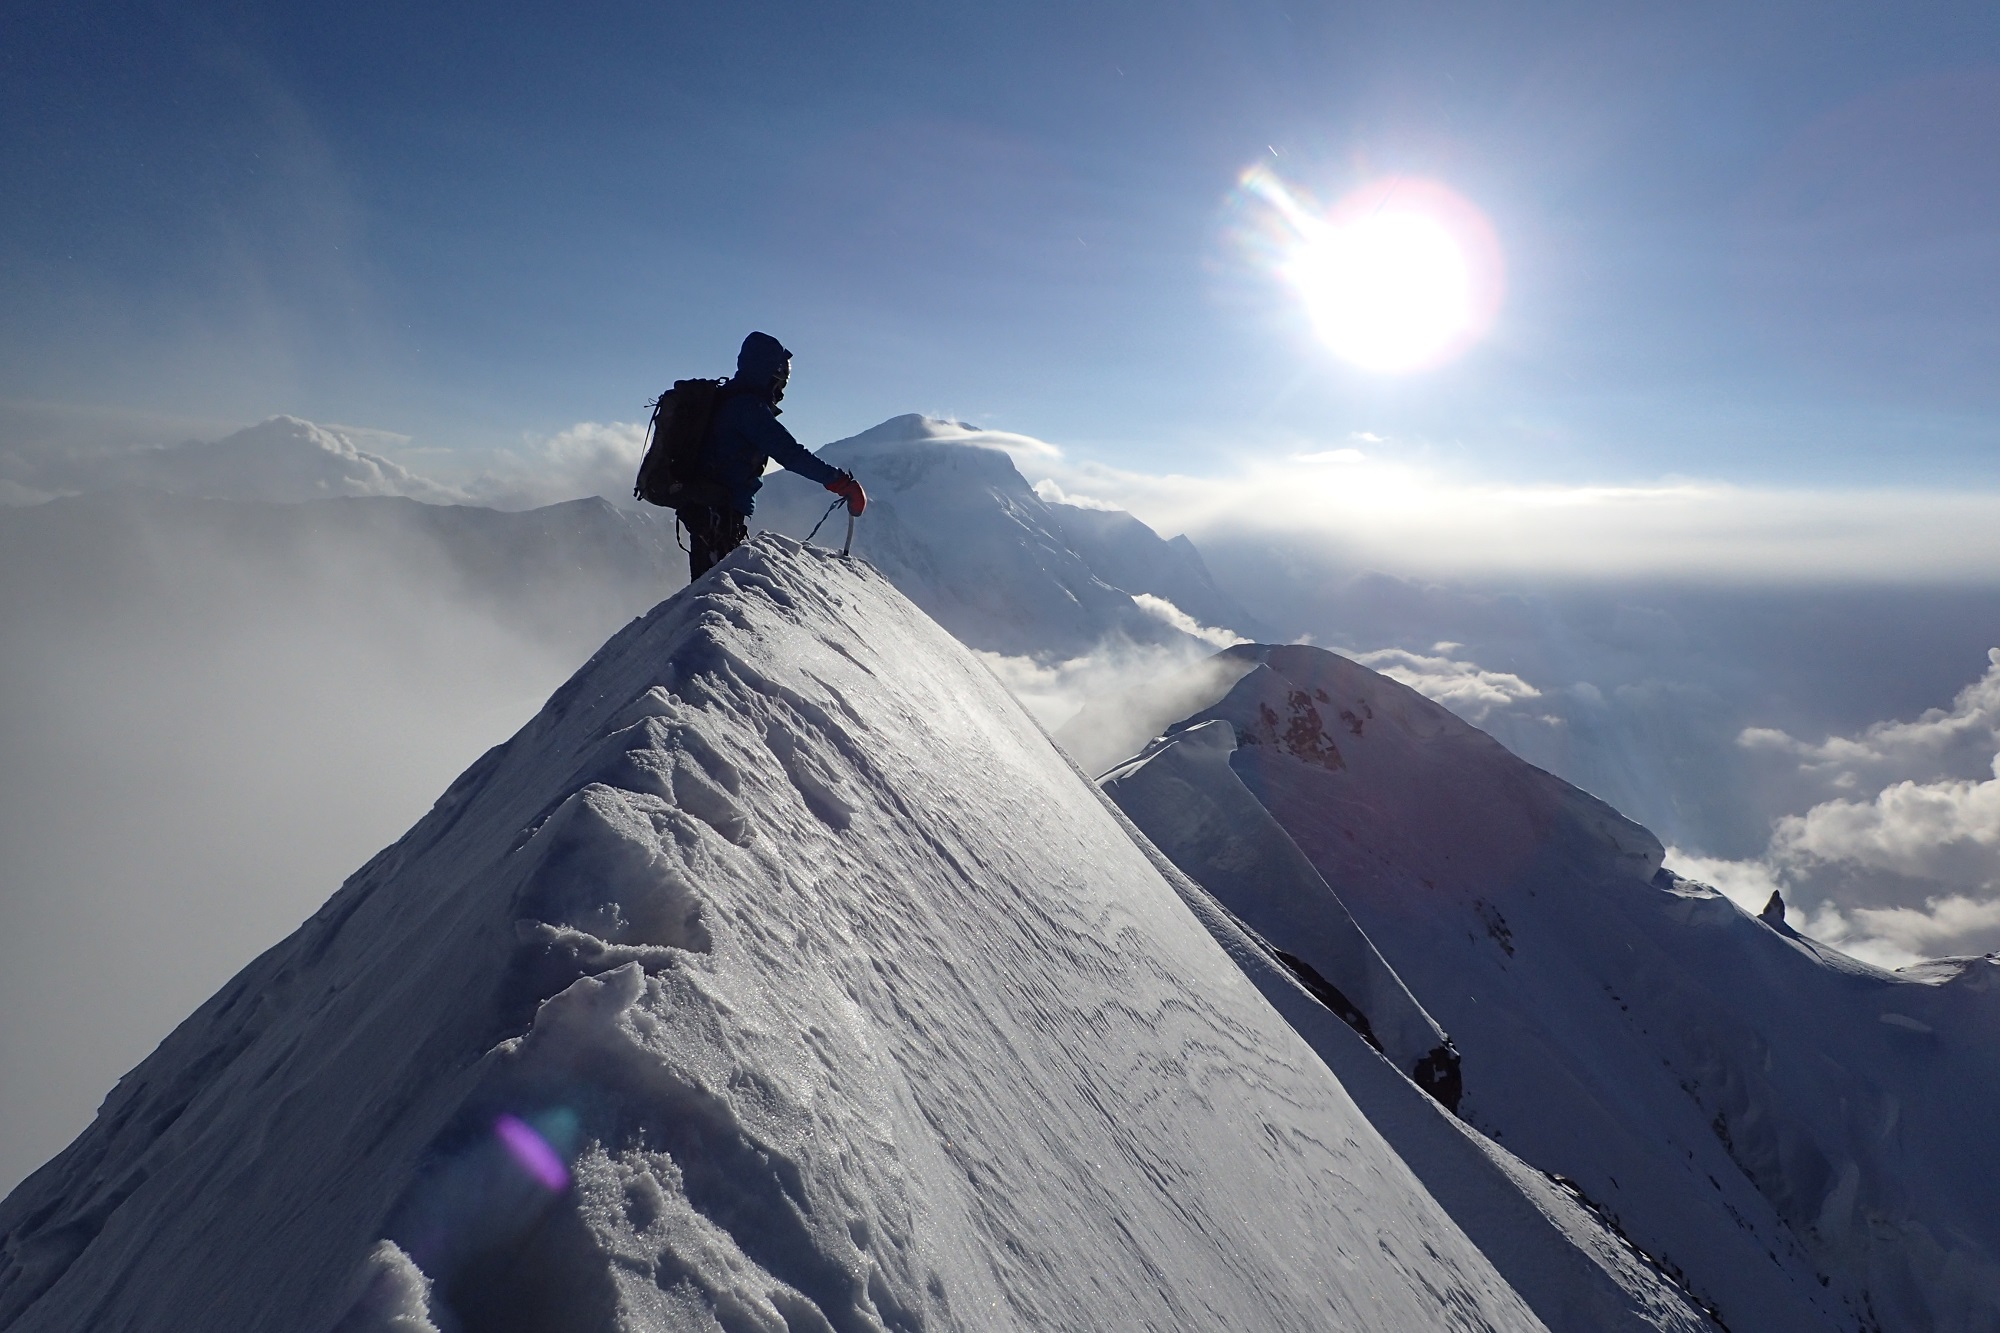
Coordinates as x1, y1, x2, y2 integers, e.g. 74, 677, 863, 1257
754, 415, 1256, 659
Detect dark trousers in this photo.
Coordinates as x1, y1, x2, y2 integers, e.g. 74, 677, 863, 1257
681, 505, 748, 580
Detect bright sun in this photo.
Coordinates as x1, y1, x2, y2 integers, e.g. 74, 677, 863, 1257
1243, 170, 1504, 374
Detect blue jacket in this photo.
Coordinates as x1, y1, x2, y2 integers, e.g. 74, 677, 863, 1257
696, 332, 840, 515
702, 389, 840, 516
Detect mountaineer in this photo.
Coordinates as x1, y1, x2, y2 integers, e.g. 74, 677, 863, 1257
635, 331, 867, 579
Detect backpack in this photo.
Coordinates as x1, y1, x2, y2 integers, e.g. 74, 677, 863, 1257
633, 378, 730, 509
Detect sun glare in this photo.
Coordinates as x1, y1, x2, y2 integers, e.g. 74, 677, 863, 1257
1241, 168, 1504, 374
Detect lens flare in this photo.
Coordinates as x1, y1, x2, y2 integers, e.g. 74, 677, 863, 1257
1239, 166, 1504, 373
494, 1113, 570, 1192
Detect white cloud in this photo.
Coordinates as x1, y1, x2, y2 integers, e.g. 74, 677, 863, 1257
1790, 903, 1926, 971
1652, 852, 1948, 971
1349, 647, 1541, 721
973, 638, 1217, 737
1673, 649, 2000, 964
43, 412, 2000, 585
457, 420, 649, 510
0, 416, 469, 507
1130, 593, 1245, 650
0, 413, 660, 514
1032, 477, 1122, 511
0, 479, 55, 507
885, 416, 1061, 463
1771, 758, 2000, 886
1852, 895, 2000, 958
317, 422, 414, 448
1740, 648, 2000, 783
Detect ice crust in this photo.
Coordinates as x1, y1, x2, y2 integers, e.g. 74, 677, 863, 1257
1, 537, 1557, 1333
1104, 642, 2000, 1332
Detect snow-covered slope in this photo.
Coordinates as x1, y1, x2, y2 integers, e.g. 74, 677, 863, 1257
2, 537, 1601, 1333
1104, 717, 1461, 1102
1102, 644, 2000, 1332
753, 414, 1257, 658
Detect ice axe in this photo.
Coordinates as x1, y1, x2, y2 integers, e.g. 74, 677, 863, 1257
804, 495, 860, 558
808, 471, 866, 557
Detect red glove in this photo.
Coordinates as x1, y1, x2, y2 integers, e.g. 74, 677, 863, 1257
826, 470, 867, 516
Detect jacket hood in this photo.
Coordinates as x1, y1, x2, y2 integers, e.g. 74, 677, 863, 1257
735, 331, 792, 382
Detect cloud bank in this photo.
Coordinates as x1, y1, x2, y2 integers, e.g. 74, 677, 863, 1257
0, 489, 681, 1194
19, 411, 2000, 587
0, 414, 651, 513
1667, 649, 2000, 967
1004, 441, 2000, 584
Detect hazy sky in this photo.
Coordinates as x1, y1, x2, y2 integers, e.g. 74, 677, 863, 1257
7, 0, 2000, 487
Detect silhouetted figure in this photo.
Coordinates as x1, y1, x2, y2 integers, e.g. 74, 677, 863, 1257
680, 332, 865, 579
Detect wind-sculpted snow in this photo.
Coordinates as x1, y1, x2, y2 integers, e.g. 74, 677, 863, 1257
1104, 642, 2000, 1332
0, 536, 1554, 1333
1102, 719, 1459, 1099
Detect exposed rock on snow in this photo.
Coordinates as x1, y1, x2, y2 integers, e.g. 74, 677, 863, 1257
3, 536, 1608, 1333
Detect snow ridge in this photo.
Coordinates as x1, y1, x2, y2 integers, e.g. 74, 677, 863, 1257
1, 536, 1552, 1333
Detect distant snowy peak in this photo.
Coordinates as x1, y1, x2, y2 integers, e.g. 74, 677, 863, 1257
28, 415, 466, 506
753, 414, 1261, 659
136, 416, 466, 504
824, 412, 988, 447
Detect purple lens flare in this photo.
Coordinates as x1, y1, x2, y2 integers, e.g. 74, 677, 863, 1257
494, 1113, 570, 1192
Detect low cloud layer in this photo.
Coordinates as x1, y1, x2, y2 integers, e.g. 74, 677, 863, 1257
0, 491, 679, 1194
1667, 649, 2000, 967
451, 420, 648, 511
974, 637, 1225, 742
1004, 439, 2000, 584
0, 414, 650, 513
1130, 593, 1245, 650
19, 411, 2000, 586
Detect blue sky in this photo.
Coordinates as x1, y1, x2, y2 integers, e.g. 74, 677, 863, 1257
5, 0, 2000, 486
